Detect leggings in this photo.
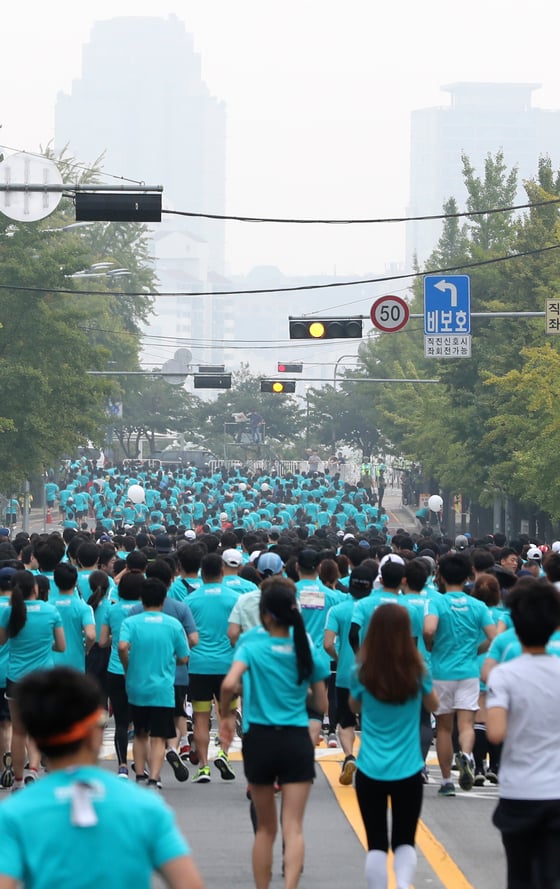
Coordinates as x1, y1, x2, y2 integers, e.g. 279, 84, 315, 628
355, 769, 423, 852
106, 672, 130, 766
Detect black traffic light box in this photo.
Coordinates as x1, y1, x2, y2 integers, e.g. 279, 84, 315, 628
260, 379, 296, 394
194, 374, 232, 389
198, 365, 225, 373
277, 362, 303, 373
289, 317, 362, 339
75, 192, 162, 222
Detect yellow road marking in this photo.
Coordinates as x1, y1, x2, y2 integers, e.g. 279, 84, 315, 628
319, 760, 476, 889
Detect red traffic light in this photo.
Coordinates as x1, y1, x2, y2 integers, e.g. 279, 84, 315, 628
278, 362, 303, 373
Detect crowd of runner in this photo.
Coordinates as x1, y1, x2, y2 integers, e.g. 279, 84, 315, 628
0, 458, 558, 888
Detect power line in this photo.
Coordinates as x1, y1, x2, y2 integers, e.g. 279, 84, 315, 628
163, 197, 560, 225
1, 243, 559, 298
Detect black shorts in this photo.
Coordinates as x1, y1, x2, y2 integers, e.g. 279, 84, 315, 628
188, 674, 225, 705
0, 689, 10, 721
129, 705, 175, 740
242, 724, 315, 785
5, 678, 17, 701
335, 687, 357, 730
174, 685, 189, 718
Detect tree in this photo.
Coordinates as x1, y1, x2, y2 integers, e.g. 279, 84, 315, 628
0, 150, 155, 489
110, 376, 195, 458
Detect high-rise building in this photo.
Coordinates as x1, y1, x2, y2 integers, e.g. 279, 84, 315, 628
55, 15, 234, 370
406, 82, 560, 266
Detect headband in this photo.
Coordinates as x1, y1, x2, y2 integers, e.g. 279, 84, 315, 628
35, 708, 107, 746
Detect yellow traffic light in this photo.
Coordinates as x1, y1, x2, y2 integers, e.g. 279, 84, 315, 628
272, 381, 284, 393
309, 321, 326, 338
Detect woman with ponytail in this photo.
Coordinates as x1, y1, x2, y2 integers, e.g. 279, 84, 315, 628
0, 570, 65, 790
220, 576, 328, 889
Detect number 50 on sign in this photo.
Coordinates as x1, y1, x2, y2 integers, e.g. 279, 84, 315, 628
370, 295, 410, 333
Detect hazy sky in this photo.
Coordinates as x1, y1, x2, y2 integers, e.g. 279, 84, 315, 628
2, 0, 560, 283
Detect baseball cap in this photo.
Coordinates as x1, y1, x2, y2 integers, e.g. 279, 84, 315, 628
0, 528, 10, 538
552, 541, 560, 553
154, 534, 172, 554
379, 553, 405, 570
0, 566, 17, 580
342, 533, 356, 542
256, 552, 284, 576
184, 529, 196, 541
222, 548, 242, 568
297, 548, 320, 571
525, 546, 542, 562
455, 534, 469, 551
220, 512, 228, 521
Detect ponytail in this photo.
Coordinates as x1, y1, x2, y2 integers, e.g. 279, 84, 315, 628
260, 577, 313, 685
87, 570, 110, 613
290, 607, 313, 685
8, 570, 36, 638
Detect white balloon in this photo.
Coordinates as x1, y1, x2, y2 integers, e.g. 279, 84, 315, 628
127, 484, 145, 504
428, 494, 443, 512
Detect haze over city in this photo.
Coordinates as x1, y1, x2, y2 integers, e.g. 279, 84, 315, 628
3, 0, 560, 283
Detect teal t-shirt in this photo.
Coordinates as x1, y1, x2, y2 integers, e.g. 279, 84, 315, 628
222, 574, 258, 595
0, 765, 189, 889
50, 595, 95, 672
120, 611, 188, 707
235, 630, 330, 727
353, 591, 424, 645
295, 579, 343, 648
0, 595, 11, 686
350, 665, 432, 780
486, 626, 522, 665
186, 582, 240, 675
427, 591, 493, 680
0, 601, 63, 682
104, 599, 143, 676
325, 598, 358, 688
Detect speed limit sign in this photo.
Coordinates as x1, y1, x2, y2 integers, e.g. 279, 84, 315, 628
370, 295, 410, 332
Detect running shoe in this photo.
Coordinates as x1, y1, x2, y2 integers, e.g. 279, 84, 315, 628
214, 749, 235, 780
191, 765, 211, 783
456, 752, 475, 791
486, 767, 499, 784
117, 765, 129, 779
421, 766, 430, 784
339, 754, 357, 786
327, 733, 338, 748
166, 748, 189, 782
188, 739, 200, 766
147, 778, 160, 791
179, 742, 190, 757
131, 761, 150, 780
235, 709, 243, 739
23, 768, 38, 785
1, 752, 14, 788
437, 782, 456, 797
474, 769, 486, 787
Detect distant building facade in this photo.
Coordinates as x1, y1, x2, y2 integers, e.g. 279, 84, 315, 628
55, 15, 234, 368
406, 82, 560, 266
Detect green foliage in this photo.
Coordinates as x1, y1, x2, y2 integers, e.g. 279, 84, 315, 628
0, 149, 155, 489
352, 151, 560, 525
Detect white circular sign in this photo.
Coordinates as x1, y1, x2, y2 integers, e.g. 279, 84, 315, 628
0, 152, 63, 221
370, 295, 410, 332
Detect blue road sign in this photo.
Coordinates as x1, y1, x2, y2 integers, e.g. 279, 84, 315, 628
424, 275, 471, 335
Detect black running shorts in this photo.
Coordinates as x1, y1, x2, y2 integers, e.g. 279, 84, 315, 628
242, 724, 315, 785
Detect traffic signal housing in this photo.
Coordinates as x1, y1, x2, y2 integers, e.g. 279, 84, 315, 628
260, 379, 296, 394
194, 373, 232, 389
289, 317, 363, 339
277, 362, 303, 373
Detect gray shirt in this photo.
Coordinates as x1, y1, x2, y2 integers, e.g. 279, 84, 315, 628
487, 653, 560, 799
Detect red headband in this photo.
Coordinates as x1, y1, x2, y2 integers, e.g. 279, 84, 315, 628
35, 708, 106, 746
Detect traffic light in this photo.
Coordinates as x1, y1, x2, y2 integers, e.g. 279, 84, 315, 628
277, 362, 303, 373
260, 379, 296, 394
194, 373, 232, 389
289, 317, 363, 339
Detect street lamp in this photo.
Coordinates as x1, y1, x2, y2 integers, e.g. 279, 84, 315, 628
333, 354, 359, 390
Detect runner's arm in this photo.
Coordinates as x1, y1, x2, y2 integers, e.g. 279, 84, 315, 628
160, 855, 205, 889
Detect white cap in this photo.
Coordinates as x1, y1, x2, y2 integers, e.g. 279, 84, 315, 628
526, 546, 542, 562
379, 553, 405, 569
222, 548, 242, 567
342, 533, 356, 542
184, 530, 196, 541
552, 541, 560, 553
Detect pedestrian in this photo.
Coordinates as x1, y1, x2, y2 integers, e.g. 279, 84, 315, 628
0, 666, 203, 889
487, 577, 560, 889
350, 603, 438, 889
219, 577, 329, 889
118, 577, 189, 790
0, 570, 66, 789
